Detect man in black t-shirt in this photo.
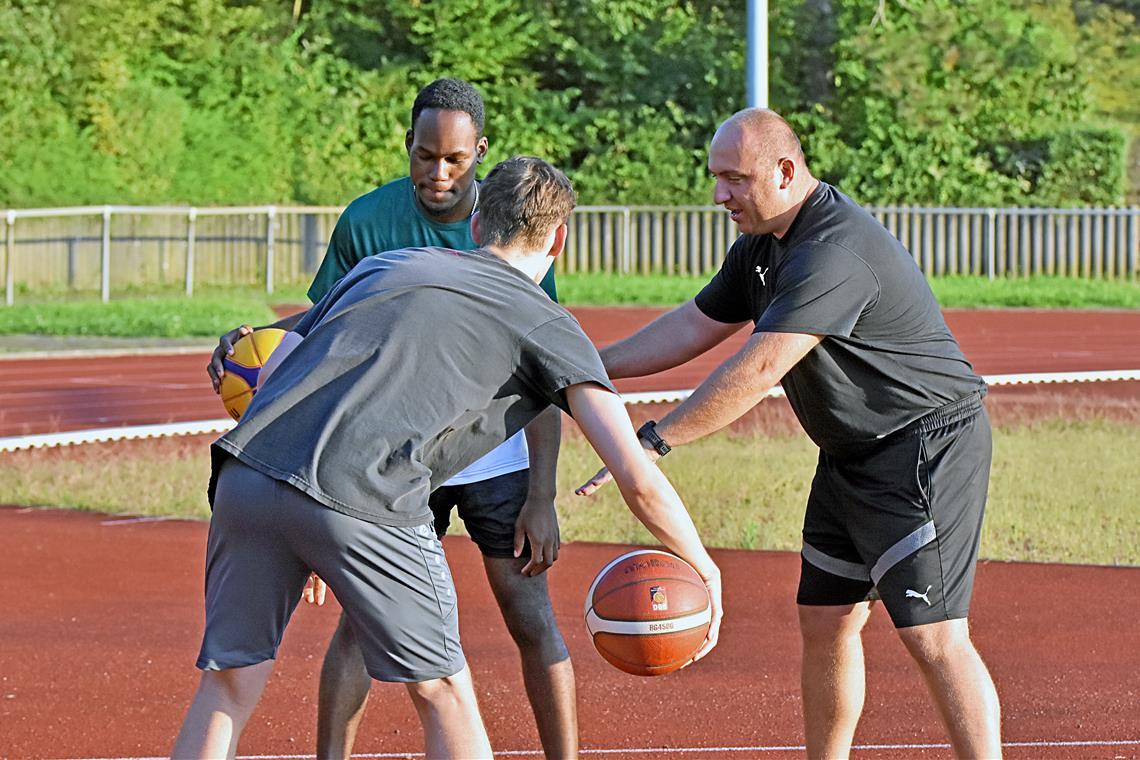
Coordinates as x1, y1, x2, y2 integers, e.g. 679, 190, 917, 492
173, 157, 724, 759
579, 110, 1002, 758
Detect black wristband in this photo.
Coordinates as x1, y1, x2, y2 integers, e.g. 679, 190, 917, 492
636, 420, 672, 457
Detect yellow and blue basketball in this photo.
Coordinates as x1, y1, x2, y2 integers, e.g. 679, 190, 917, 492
219, 328, 287, 421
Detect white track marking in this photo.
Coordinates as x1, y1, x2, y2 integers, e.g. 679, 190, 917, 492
0, 418, 234, 452
4, 369, 1138, 453
100, 515, 182, 526
0, 346, 213, 361
52, 738, 1140, 759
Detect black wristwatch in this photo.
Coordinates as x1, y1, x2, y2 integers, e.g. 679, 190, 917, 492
636, 420, 672, 457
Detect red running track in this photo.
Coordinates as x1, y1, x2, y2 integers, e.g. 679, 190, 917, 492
2, 308, 1139, 437
2, 506, 1138, 759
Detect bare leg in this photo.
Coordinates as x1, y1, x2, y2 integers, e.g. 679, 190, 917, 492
798, 602, 873, 760
172, 660, 274, 759
316, 612, 373, 759
484, 556, 578, 758
897, 618, 1002, 758
405, 665, 492, 759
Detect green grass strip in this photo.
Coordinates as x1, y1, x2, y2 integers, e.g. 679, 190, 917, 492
3, 419, 1136, 565
0, 293, 277, 337
3, 274, 1137, 340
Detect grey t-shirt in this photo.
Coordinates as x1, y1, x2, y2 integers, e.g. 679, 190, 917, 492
695, 182, 984, 457
211, 246, 614, 526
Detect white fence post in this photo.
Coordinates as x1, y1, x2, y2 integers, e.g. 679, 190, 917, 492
4, 210, 14, 306
985, 208, 996, 281
101, 206, 112, 302
621, 207, 632, 274
1129, 206, 1138, 280
265, 206, 276, 295
2, 204, 1137, 292
185, 208, 197, 297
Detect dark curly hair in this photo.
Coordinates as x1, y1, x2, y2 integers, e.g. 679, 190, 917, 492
410, 78, 486, 137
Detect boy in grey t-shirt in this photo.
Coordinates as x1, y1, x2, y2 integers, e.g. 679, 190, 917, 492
173, 158, 724, 759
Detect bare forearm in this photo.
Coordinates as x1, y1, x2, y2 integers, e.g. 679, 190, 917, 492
616, 466, 718, 580
567, 383, 717, 580
656, 331, 821, 447
656, 360, 780, 446
600, 301, 744, 380
523, 405, 561, 501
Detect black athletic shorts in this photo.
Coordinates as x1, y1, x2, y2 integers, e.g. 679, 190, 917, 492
797, 393, 991, 628
430, 469, 530, 559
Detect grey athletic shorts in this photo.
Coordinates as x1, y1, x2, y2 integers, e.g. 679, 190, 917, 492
430, 469, 530, 558
197, 457, 465, 682
797, 394, 991, 628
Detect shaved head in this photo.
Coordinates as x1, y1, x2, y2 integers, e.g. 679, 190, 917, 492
708, 108, 817, 237
716, 108, 804, 167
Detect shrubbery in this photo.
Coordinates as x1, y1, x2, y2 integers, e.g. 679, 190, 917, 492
0, 0, 1134, 208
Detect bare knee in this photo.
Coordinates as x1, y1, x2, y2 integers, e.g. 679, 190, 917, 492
199, 663, 271, 715
798, 603, 872, 647
503, 595, 564, 649
406, 672, 473, 710
485, 560, 568, 659
897, 618, 974, 667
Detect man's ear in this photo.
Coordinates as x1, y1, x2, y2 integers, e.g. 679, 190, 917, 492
476, 136, 489, 164
778, 157, 796, 190
405, 128, 414, 154
547, 223, 568, 259
470, 211, 483, 245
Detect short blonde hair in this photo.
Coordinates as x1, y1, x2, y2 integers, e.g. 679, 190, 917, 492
477, 157, 577, 249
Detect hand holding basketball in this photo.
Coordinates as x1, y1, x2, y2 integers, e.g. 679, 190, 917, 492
217, 327, 287, 421
208, 325, 254, 393
585, 549, 722, 676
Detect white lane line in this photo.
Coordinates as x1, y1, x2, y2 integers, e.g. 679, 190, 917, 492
5, 369, 1139, 453
986, 369, 1140, 385
100, 515, 183, 526
0, 418, 235, 452
0, 345, 213, 361
53, 738, 1140, 759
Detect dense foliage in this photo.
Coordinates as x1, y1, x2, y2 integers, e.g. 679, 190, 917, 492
1, 0, 1135, 208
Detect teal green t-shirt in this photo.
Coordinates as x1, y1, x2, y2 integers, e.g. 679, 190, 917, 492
308, 176, 558, 303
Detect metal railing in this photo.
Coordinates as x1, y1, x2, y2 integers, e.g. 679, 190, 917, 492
3, 204, 1138, 304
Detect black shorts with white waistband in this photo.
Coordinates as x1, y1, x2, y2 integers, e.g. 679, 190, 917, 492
797, 393, 992, 628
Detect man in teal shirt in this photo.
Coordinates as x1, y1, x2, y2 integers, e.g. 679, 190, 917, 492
207, 79, 576, 758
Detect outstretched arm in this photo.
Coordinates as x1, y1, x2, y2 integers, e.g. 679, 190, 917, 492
565, 382, 722, 662
600, 300, 747, 380
577, 330, 821, 496
652, 330, 821, 446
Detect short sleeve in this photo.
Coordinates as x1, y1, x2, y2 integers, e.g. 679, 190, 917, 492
307, 214, 359, 304
518, 316, 616, 414
756, 241, 878, 338
693, 237, 754, 324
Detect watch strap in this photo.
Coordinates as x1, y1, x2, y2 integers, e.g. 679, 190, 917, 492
636, 420, 672, 456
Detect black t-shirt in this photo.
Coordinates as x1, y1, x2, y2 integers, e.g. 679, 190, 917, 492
695, 182, 984, 456
211, 246, 614, 526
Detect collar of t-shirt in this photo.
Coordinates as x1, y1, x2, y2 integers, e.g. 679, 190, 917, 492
774, 181, 829, 250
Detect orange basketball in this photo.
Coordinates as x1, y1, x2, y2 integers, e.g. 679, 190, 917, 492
584, 549, 711, 677
218, 328, 287, 421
